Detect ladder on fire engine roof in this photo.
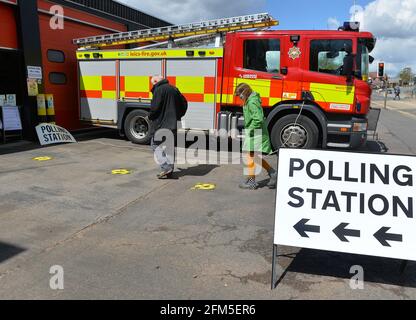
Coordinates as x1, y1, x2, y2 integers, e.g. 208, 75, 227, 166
73, 13, 278, 49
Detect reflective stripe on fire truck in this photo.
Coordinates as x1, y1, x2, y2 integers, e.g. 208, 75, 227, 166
167, 76, 216, 103
80, 75, 117, 99
221, 78, 355, 111
120, 76, 153, 99
120, 60, 162, 100
222, 78, 283, 106
309, 83, 355, 111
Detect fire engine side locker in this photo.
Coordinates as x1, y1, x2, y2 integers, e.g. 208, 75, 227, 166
79, 60, 118, 125
166, 59, 218, 130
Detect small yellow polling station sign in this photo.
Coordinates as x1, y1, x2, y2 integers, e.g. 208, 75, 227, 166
33, 156, 53, 162
111, 169, 132, 175
192, 183, 216, 191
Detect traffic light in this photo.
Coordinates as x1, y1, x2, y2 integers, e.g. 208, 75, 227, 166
378, 62, 385, 78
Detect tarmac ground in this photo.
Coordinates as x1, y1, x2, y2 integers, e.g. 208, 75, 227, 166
0, 97, 416, 299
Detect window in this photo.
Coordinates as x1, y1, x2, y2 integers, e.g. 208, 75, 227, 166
49, 72, 67, 85
47, 50, 65, 63
244, 39, 280, 73
310, 39, 353, 76
357, 38, 375, 81
359, 43, 369, 81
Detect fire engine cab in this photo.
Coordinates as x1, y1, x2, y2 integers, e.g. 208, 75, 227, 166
74, 13, 376, 150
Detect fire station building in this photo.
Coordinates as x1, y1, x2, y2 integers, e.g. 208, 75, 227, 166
0, 0, 168, 139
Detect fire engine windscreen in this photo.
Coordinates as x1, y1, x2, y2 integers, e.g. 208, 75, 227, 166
310, 39, 353, 76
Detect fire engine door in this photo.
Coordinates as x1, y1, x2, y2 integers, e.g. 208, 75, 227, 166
234, 36, 284, 107
303, 37, 356, 112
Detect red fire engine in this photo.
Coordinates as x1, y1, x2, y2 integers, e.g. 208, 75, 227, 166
74, 13, 376, 150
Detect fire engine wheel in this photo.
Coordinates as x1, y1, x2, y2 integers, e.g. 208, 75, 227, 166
124, 110, 152, 145
271, 114, 319, 150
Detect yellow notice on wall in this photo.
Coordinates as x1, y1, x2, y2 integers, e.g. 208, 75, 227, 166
37, 94, 47, 116
27, 79, 39, 97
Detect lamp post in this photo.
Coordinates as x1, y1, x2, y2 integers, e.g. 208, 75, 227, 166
383, 76, 389, 109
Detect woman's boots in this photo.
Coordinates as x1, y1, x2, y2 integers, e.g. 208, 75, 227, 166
239, 170, 277, 191
239, 177, 259, 190
267, 170, 278, 189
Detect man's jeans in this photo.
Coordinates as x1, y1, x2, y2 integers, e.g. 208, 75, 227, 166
151, 137, 175, 172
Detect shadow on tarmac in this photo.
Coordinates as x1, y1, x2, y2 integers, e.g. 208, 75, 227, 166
169, 165, 220, 179
276, 249, 416, 289
0, 242, 26, 264
0, 128, 120, 156
0, 141, 44, 156
359, 140, 389, 153
0, 128, 389, 156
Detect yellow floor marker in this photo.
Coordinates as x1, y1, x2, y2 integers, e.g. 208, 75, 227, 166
33, 156, 53, 162
111, 169, 132, 175
192, 183, 216, 191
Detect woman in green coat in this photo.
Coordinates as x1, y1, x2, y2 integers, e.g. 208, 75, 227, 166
235, 83, 277, 190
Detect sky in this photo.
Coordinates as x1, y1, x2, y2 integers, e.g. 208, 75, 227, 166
117, 0, 416, 77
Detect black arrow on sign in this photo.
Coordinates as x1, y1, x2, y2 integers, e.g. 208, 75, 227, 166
374, 227, 403, 247
294, 219, 320, 238
333, 223, 361, 242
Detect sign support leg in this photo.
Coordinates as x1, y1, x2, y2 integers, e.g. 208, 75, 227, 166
1, 108, 4, 144
271, 244, 278, 290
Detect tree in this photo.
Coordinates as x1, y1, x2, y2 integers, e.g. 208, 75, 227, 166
399, 67, 414, 85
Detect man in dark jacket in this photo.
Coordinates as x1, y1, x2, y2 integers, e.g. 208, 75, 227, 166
149, 76, 183, 179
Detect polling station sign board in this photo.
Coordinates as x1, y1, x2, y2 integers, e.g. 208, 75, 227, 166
36, 123, 77, 146
274, 149, 416, 261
